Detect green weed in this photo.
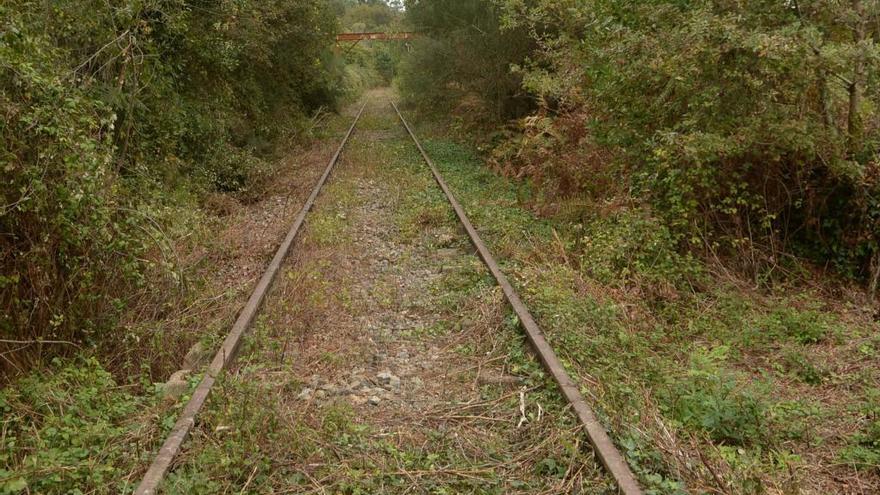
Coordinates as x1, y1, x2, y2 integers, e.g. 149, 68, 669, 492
619, 432, 688, 495
839, 389, 880, 471
757, 305, 839, 345
666, 347, 769, 446
308, 208, 351, 247
781, 350, 827, 385
0, 358, 154, 494
770, 400, 824, 443
579, 209, 702, 289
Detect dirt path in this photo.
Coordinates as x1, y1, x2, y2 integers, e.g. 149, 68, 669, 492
158, 92, 613, 493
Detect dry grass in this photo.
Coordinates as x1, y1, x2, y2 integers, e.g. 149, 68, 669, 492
161, 93, 613, 494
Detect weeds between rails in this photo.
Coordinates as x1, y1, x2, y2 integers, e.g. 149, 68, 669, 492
134, 104, 366, 495
391, 100, 642, 495
136, 99, 640, 494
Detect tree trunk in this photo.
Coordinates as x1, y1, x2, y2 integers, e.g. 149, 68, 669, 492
819, 70, 833, 129
870, 249, 880, 298
848, 0, 867, 153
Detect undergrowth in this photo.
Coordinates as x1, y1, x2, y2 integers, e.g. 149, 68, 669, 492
1, 1, 342, 372
412, 134, 880, 492
159, 102, 615, 493
0, 358, 178, 494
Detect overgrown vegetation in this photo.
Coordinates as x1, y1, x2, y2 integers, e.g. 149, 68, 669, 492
399, 7, 880, 486
333, 0, 405, 98
4, 0, 880, 493
0, 1, 382, 493
163, 101, 612, 493
398, 0, 534, 124
0, 358, 161, 493
1, 0, 345, 373
409, 135, 879, 492
400, 0, 880, 290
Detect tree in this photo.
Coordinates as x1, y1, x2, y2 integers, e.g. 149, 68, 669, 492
399, 0, 535, 121
1, 0, 341, 371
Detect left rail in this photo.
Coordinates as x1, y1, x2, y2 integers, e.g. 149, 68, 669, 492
134, 103, 367, 495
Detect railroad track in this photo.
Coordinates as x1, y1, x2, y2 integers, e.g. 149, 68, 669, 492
135, 100, 642, 495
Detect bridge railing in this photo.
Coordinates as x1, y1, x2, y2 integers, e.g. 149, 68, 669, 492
335, 32, 415, 42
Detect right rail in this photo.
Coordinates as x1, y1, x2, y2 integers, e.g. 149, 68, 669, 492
391, 100, 643, 495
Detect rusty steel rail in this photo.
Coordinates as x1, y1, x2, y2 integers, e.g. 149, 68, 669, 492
134, 103, 366, 495
390, 100, 643, 495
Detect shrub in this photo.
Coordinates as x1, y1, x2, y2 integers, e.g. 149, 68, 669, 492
1, 0, 339, 371
399, 0, 535, 121
0, 358, 149, 493
1, 7, 146, 356
666, 347, 769, 446
415, 0, 880, 286
579, 208, 701, 290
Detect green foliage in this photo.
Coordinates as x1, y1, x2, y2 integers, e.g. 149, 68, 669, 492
0, 358, 150, 493
840, 389, 880, 471
399, 0, 535, 121
400, 111, 878, 491
407, 126, 880, 490
619, 433, 687, 495
575, 1, 876, 277
206, 143, 271, 195
782, 351, 827, 385
1, 0, 340, 366
335, 0, 404, 97
163, 376, 296, 493
408, 0, 880, 283
579, 209, 701, 289
665, 346, 769, 446
341, 1, 400, 32
757, 305, 839, 344
341, 60, 383, 97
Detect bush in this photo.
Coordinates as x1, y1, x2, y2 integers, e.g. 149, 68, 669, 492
334, 0, 403, 99
580, 2, 876, 279
1, 0, 340, 371
1, 6, 146, 354
399, 0, 535, 121
410, 0, 880, 286
579, 208, 701, 290
0, 358, 149, 493
666, 347, 769, 446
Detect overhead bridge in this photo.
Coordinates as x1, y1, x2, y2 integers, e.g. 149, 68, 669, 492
335, 32, 416, 42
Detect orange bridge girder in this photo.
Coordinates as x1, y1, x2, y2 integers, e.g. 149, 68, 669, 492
335, 32, 416, 42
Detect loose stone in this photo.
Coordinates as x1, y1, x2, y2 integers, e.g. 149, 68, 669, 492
161, 370, 191, 400
182, 341, 211, 371
377, 371, 401, 391
297, 387, 313, 400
